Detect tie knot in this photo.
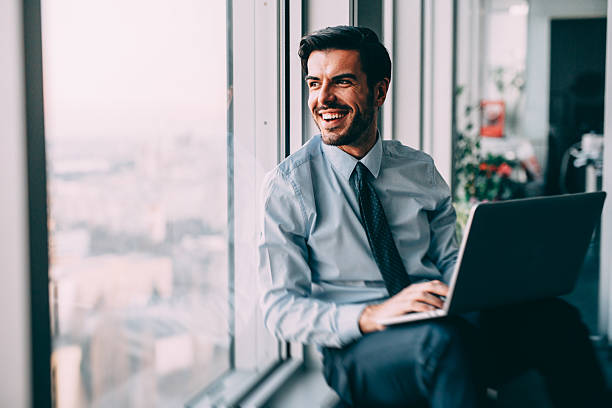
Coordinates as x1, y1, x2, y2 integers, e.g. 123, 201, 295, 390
355, 162, 371, 182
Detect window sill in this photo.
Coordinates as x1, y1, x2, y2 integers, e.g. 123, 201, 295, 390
185, 359, 302, 407
262, 364, 340, 408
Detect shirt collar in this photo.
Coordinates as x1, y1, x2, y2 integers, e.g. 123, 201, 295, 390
321, 134, 383, 180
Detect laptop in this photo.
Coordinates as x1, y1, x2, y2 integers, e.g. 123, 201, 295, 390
378, 192, 607, 326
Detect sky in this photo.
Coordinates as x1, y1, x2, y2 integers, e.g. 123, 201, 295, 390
41, 0, 228, 141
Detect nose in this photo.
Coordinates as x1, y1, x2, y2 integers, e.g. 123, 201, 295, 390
317, 81, 336, 106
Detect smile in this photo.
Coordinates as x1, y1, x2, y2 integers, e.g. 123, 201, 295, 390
321, 112, 347, 121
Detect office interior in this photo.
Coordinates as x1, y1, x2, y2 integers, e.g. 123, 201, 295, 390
2, 0, 612, 406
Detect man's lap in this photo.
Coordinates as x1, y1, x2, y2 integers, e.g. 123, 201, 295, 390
322, 315, 481, 406
322, 298, 603, 407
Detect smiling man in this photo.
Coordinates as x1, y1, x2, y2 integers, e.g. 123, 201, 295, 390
305, 48, 379, 154
258, 26, 608, 407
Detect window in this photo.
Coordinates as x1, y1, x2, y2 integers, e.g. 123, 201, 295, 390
42, 1, 284, 406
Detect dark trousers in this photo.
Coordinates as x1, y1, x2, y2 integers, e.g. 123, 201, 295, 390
322, 299, 608, 408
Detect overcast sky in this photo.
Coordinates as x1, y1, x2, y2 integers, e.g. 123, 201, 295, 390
41, 0, 227, 141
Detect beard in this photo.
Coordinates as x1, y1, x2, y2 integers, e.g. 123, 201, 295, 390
315, 94, 376, 147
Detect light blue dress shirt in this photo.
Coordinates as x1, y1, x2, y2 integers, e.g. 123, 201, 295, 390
258, 135, 458, 348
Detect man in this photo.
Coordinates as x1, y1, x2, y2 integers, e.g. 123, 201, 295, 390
258, 26, 607, 407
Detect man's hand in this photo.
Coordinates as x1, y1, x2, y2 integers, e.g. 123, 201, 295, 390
358, 280, 449, 333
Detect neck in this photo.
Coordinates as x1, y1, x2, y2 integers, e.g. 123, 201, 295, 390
338, 121, 378, 159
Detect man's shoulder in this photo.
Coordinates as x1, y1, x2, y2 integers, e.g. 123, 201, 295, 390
262, 135, 322, 198
273, 135, 323, 178
382, 139, 434, 164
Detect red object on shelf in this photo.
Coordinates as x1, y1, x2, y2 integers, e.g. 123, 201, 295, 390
480, 100, 505, 138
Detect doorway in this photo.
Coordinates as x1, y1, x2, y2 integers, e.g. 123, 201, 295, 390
549, 17, 607, 335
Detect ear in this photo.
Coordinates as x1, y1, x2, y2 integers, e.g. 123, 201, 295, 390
373, 78, 390, 107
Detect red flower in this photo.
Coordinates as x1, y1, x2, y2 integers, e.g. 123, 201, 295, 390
497, 162, 512, 177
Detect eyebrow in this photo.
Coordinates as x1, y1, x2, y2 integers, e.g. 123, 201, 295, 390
332, 73, 358, 81
304, 73, 358, 81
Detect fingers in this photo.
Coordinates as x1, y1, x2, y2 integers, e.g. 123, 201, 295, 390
393, 280, 448, 309
398, 279, 447, 293
414, 291, 444, 309
422, 280, 449, 297
363, 280, 449, 330
383, 294, 440, 313
362, 279, 449, 332
409, 301, 437, 312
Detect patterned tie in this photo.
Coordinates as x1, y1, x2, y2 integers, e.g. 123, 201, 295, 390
354, 162, 411, 296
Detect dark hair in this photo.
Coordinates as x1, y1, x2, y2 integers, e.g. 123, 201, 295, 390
298, 25, 392, 89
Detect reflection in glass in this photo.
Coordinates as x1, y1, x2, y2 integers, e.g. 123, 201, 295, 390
454, 0, 607, 335
42, 1, 230, 406
454, 0, 535, 206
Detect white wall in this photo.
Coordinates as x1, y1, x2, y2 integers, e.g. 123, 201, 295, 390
428, 0, 454, 184
0, 0, 31, 406
302, 0, 352, 143
390, 0, 422, 150
379, 0, 455, 184
455, 0, 484, 119
523, 0, 607, 167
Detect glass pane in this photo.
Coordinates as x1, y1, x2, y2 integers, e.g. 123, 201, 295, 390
454, 0, 607, 334
42, 1, 231, 406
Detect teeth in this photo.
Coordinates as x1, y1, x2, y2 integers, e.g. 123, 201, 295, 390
322, 112, 346, 120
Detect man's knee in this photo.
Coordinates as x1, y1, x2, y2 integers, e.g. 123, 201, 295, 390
367, 319, 474, 376
421, 319, 479, 373
418, 321, 464, 372
528, 298, 586, 335
331, 319, 476, 405
536, 298, 579, 317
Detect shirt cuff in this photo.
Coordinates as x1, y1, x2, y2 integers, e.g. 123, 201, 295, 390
336, 303, 368, 347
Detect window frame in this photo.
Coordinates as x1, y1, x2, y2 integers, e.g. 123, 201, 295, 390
189, 0, 304, 405
23, 0, 53, 406
26, 0, 305, 406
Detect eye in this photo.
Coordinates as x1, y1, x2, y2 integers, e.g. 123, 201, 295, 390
307, 81, 320, 89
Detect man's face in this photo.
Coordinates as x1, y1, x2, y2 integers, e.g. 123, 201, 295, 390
306, 49, 380, 147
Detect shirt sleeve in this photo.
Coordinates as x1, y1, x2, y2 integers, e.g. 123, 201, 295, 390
427, 167, 459, 283
257, 168, 366, 348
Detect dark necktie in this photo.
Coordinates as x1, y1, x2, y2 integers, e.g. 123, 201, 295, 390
354, 162, 411, 296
